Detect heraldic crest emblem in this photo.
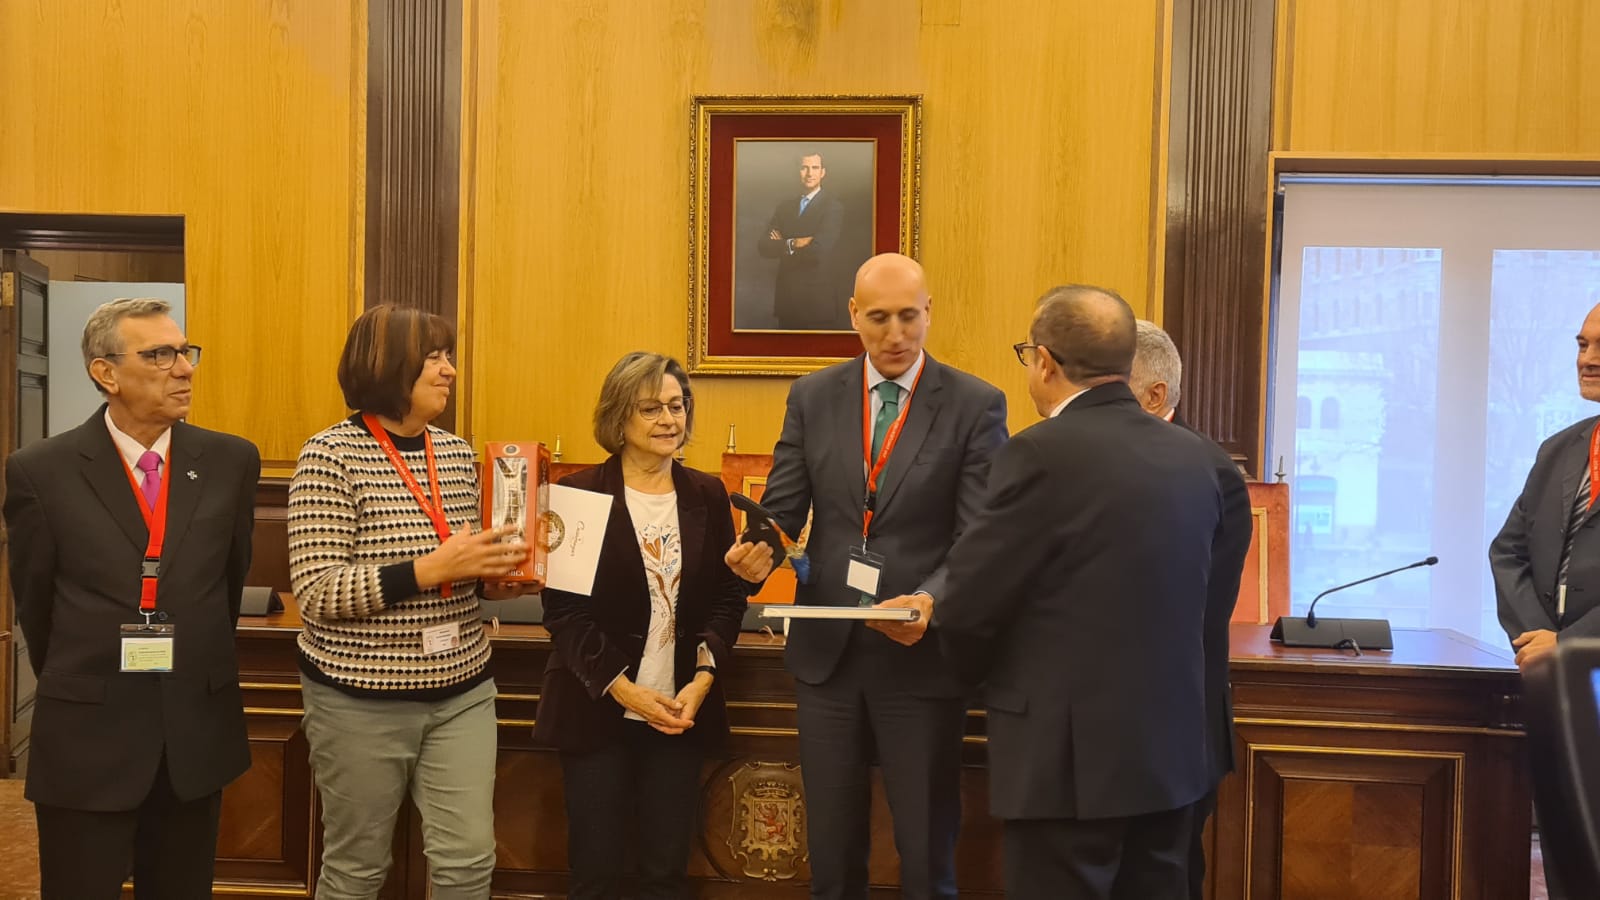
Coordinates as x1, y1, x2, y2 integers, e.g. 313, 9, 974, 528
726, 761, 807, 881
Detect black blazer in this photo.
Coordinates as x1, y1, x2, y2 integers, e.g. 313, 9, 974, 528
935, 383, 1225, 821
1491, 414, 1600, 641
1174, 412, 1253, 781
532, 457, 748, 753
3, 407, 259, 810
758, 353, 1008, 696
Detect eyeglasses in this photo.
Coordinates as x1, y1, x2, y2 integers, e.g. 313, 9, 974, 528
636, 398, 692, 421
104, 344, 203, 370
1012, 342, 1063, 367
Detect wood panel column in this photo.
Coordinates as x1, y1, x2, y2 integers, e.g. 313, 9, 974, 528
366, 0, 463, 428
1161, 0, 1276, 476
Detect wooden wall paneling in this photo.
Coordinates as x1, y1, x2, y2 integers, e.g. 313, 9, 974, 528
1162, 0, 1276, 474
0, 1, 365, 469
24, 249, 185, 284
1276, 0, 1600, 156
462, 0, 1169, 466
246, 478, 293, 593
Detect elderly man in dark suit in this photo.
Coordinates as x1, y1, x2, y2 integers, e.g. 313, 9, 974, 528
1490, 300, 1600, 900
727, 252, 1008, 900
931, 285, 1226, 900
4, 297, 259, 899
1129, 319, 1253, 900
758, 151, 847, 331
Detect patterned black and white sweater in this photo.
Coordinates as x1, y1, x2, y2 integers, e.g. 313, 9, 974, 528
288, 416, 491, 700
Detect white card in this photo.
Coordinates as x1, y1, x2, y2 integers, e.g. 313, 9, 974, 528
545, 483, 613, 596
846, 558, 882, 596
421, 621, 462, 655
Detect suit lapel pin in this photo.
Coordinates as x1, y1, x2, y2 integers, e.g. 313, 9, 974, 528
187, 470, 198, 480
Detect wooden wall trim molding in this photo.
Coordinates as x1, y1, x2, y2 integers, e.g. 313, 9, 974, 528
1162, 0, 1276, 475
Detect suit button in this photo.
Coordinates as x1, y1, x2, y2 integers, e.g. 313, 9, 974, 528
1542, 592, 1554, 601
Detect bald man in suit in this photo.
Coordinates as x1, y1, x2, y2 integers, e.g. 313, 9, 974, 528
727, 253, 1008, 899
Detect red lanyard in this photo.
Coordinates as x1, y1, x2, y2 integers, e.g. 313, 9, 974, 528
860, 359, 925, 541
1589, 423, 1600, 509
363, 414, 453, 598
119, 450, 171, 614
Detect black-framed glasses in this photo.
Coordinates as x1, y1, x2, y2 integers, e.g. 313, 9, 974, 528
104, 344, 202, 370
636, 398, 692, 421
1012, 341, 1063, 366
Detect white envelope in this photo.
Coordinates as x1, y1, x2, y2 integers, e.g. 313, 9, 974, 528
544, 483, 612, 596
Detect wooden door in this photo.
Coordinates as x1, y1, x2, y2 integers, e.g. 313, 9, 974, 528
0, 249, 49, 775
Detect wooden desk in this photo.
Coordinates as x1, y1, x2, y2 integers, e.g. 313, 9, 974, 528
212, 606, 1528, 899
1213, 625, 1528, 900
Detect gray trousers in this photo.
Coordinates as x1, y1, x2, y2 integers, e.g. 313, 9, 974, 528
300, 676, 499, 900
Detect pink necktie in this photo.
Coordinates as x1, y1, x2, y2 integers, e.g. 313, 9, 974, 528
137, 450, 162, 509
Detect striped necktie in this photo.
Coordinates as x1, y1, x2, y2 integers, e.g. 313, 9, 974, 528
1559, 467, 1592, 590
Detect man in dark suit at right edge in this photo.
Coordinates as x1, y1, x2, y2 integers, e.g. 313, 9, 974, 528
1489, 300, 1600, 900
930, 285, 1227, 899
1129, 319, 1253, 900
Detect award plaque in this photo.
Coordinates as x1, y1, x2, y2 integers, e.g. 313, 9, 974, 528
482, 441, 551, 586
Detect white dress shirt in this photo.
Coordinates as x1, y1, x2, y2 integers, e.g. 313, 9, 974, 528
1048, 388, 1091, 419
865, 350, 926, 426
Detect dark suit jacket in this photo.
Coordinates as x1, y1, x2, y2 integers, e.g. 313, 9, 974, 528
532, 457, 748, 753
759, 352, 1008, 696
935, 383, 1225, 821
1491, 415, 1600, 642
1174, 412, 1252, 782
3, 407, 259, 810
758, 189, 845, 329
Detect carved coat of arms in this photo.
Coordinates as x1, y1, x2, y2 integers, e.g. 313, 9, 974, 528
727, 761, 807, 881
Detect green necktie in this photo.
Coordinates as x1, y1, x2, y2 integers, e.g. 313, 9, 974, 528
871, 381, 901, 460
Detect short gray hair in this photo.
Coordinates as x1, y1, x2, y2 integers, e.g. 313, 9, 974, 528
1130, 319, 1183, 409
82, 298, 172, 395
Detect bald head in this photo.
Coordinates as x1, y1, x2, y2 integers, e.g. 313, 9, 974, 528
854, 252, 927, 298
850, 253, 932, 378
1031, 284, 1137, 384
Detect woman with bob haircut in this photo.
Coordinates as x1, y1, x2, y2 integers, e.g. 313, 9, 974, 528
532, 351, 748, 899
288, 305, 527, 900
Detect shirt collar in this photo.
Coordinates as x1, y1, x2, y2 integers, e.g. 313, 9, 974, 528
1162, 408, 1176, 422
104, 408, 172, 473
1049, 388, 1091, 419
802, 187, 822, 202
865, 351, 925, 395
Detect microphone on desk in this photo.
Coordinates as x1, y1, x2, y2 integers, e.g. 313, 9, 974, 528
1270, 556, 1438, 651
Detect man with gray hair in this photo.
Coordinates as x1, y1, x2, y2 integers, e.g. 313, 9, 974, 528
1130, 319, 1253, 900
4, 297, 259, 898
932, 284, 1228, 899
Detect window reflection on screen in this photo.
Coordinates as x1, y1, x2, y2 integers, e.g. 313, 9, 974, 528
1290, 247, 1442, 626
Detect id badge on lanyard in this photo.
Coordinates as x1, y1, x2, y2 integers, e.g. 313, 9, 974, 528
118, 448, 176, 671
852, 362, 924, 605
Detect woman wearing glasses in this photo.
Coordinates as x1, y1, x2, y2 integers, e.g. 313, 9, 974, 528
287, 305, 527, 899
532, 351, 748, 899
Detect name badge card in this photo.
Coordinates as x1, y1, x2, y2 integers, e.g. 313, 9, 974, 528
421, 621, 462, 656
120, 623, 176, 672
847, 546, 886, 604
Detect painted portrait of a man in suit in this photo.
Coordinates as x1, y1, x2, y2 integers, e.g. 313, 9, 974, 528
733, 141, 875, 332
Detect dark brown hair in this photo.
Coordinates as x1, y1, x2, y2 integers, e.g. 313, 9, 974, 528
1031, 284, 1136, 383
336, 305, 456, 418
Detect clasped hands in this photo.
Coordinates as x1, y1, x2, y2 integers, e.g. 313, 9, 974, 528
1513, 629, 1558, 671
722, 541, 932, 646
607, 671, 714, 735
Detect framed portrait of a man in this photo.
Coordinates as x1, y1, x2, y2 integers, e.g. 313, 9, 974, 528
689, 96, 921, 375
